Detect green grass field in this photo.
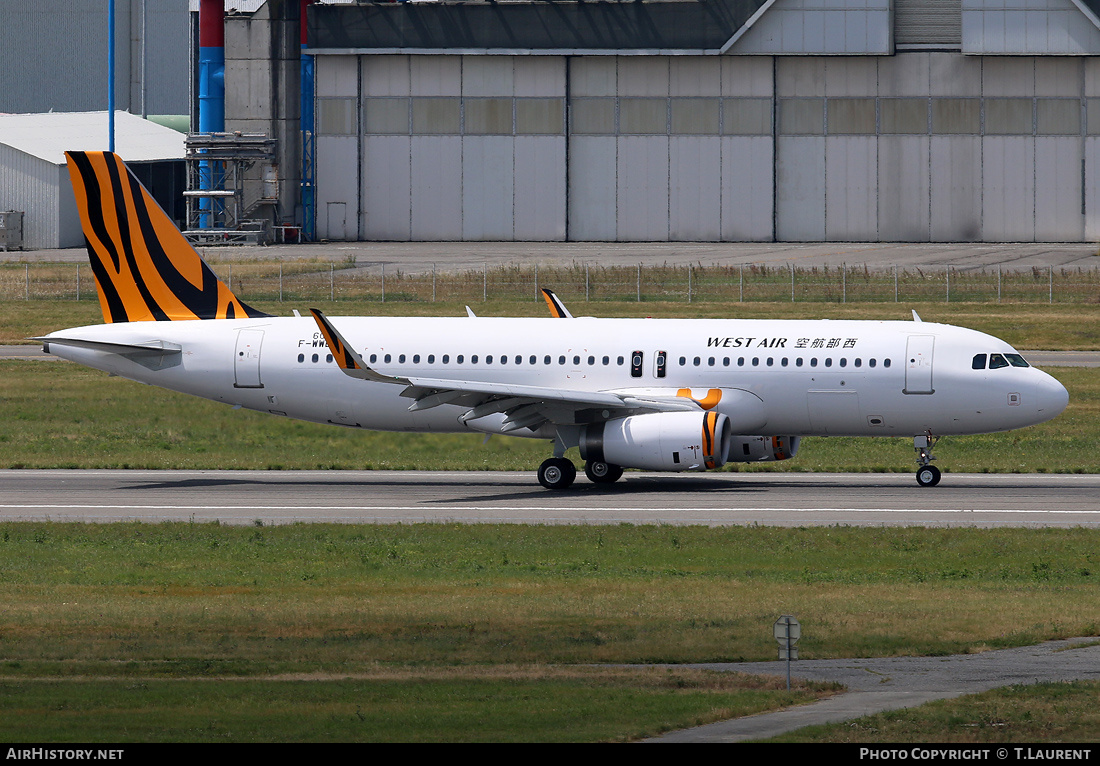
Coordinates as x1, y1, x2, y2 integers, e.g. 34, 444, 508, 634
0, 522, 1097, 742
4, 260, 1100, 309
6, 297, 1100, 349
2, 294, 1099, 742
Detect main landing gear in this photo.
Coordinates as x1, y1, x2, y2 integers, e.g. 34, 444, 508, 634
538, 457, 576, 490
584, 460, 623, 484
914, 433, 941, 487
537, 458, 624, 490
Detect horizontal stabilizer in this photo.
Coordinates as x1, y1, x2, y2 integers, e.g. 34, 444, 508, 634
34, 336, 181, 357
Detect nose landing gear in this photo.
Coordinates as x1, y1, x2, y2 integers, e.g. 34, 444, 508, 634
914, 433, 941, 487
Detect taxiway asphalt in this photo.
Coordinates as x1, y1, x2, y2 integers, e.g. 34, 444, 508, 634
650, 637, 1100, 742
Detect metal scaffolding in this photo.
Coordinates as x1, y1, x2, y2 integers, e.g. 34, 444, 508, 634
183, 132, 278, 245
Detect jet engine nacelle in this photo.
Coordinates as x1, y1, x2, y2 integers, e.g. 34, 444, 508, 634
726, 435, 801, 463
579, 411, 733, 472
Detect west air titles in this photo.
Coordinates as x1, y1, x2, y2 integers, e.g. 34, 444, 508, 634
707, 337, 859, 349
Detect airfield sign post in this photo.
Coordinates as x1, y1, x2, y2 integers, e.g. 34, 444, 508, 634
774, 615, 801, 690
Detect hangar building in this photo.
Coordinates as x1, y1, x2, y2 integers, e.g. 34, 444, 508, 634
0, 112, 185, 250
0, 0, 189, 117
280, 0, 1100, 243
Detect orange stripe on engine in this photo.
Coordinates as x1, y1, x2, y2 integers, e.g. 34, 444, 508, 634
771, 436, 790, 461
702, 411, 718, 469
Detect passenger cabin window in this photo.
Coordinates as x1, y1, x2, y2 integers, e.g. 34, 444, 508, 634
973, 354, 987, 370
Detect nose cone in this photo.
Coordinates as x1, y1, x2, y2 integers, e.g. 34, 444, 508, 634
1033, 371, 1069, 422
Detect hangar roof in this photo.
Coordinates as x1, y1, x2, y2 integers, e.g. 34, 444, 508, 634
308, 0, 769, 54
306, 0, 1100, 54
0, 111, 185, 166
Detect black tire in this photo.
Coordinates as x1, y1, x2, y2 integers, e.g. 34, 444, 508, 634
916, 465, 941, 487
585, 461, 623, 484
538, 458, 577, 490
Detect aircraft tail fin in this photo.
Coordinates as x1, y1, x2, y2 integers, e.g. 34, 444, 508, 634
64, 150, 268, 322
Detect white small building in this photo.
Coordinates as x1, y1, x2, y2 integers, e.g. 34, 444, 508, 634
0, 111, 185, 250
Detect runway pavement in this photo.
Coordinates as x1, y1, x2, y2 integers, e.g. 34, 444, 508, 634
3, 469, 1099, 527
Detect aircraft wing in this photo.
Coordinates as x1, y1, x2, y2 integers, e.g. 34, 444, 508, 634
310, 309, 698, 432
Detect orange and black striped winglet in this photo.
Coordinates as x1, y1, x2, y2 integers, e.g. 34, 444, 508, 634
308, 309, 409, 385
541, 288, 573, 319
64, 150, 268, 323
308, 308, 364, 373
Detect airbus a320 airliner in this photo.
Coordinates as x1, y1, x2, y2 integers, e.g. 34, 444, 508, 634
39, 151, 1069, 490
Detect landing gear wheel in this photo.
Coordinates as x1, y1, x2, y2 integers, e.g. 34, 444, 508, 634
585, 461, 623, 484
916, 465, 941, 487
538, 458, 577, 490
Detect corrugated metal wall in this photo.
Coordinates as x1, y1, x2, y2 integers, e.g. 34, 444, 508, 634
0, 147, 63, 250
310, 0, 1100, 243
0, 0, 188, 115
962, 0, 1100, 55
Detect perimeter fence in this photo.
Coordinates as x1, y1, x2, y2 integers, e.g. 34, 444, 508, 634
2, 261, 1098, 305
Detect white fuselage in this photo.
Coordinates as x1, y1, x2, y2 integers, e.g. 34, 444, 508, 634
44, 315, 1069, 441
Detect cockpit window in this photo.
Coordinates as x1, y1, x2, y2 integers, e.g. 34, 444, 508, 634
1005, 353, 1030, 368
988, 353, 1009, 369
972, 354, 987, 370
